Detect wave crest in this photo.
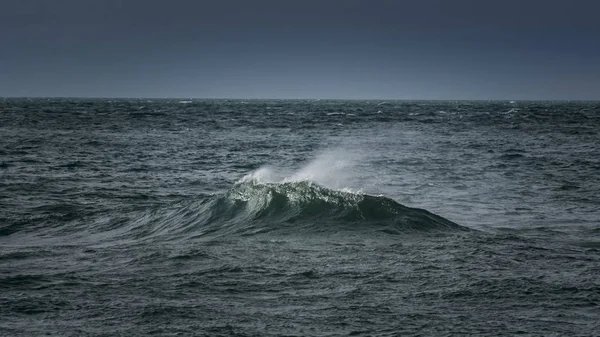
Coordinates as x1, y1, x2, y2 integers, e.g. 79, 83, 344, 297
211, 180, 466, 235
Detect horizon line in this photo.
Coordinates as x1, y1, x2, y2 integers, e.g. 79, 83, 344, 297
2, 96, 599, 102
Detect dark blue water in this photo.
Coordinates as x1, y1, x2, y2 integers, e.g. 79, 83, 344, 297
1, 99, 599, 336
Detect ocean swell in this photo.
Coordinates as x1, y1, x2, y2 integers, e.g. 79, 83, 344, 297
161, 180, 468, 237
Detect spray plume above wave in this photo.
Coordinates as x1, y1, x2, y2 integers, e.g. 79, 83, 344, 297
237, 149, 365, 191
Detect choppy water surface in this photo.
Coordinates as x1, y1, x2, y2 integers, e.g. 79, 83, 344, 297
1, 99, 599, 336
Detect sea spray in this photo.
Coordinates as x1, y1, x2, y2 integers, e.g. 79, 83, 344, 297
239, 148, 367, 193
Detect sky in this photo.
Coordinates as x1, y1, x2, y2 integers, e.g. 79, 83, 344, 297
1, 0, 599, 100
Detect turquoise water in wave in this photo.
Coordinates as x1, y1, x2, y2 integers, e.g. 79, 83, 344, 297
1, 99, 599, 336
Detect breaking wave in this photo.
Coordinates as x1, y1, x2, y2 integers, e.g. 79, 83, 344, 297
226, 180, 465, 231
137, 180, 468, 239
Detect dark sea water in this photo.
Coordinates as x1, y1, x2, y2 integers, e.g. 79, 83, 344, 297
1, 98, 599, 336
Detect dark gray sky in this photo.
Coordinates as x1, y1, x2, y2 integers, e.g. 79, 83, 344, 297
1, 0, 599, 99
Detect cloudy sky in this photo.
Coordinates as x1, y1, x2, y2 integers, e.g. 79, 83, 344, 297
1, 0, 599, 99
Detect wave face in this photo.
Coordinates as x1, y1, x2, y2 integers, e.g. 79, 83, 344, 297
173, 180, 468, 237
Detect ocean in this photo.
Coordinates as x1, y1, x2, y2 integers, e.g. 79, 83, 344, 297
1, 98, 599, 336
